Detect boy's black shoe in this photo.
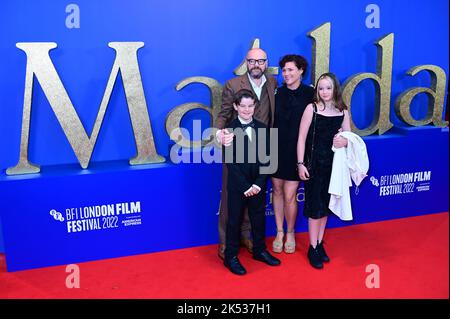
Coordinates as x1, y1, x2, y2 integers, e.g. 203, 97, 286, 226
224, 256, 247, 275
253, 250, 281, 266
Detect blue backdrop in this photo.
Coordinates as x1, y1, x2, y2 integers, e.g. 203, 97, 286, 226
0, 0, 448, 271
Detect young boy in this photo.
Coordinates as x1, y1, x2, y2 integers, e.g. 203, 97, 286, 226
223, 89, 281, 275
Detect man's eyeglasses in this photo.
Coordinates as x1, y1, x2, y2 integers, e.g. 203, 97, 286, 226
247, 59, 267, 65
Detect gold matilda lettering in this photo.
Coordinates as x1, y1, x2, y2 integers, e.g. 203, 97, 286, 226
7, 42, 164, 175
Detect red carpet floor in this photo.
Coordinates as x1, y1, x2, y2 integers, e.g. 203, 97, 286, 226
0, 212, 448, 299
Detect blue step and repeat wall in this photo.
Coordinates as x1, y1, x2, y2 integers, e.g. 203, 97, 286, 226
0, 0, 448, 271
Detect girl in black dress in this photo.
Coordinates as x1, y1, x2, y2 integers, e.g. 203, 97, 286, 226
271, 55, 314, 254
297, 73, 351, 269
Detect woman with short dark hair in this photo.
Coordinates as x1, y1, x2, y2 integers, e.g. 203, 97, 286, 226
271, 54, 314, 254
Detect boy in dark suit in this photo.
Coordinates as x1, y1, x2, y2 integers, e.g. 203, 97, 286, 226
223, 89, 281, 275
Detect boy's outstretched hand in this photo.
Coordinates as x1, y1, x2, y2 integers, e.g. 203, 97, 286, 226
216, 129, 234, 146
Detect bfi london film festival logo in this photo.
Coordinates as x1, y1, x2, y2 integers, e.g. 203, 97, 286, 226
49, 209, 64, 222
369, 171, 432, 196
49, 201, 143, 234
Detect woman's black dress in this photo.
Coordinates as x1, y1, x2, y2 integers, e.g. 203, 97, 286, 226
272, 84, 314, 181
303, 109, 344, 219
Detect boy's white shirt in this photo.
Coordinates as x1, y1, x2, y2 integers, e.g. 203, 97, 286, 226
215, 115, 253, 144
237, 115, 253, 141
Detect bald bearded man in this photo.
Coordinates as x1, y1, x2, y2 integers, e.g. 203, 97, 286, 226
215, 48, 278, 259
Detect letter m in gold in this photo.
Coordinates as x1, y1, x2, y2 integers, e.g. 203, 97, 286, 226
7, 42, 164, 175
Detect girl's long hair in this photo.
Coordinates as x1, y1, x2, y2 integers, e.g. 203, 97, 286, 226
313, 72, 348, 112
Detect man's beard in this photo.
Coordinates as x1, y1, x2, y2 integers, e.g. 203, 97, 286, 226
249, 67, 264, 79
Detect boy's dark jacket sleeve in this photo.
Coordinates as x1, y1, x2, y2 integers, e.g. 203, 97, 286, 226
227, 162, 253, 194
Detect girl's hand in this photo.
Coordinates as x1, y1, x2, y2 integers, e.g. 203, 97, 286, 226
333, 135, 347, 148
298, 164, 310, 180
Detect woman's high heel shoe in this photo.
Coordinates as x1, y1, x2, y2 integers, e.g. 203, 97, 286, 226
272, 230, 284, 253
284, 230, 296, 253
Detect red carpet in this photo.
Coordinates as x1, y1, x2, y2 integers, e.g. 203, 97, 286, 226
0, 212, 448, 299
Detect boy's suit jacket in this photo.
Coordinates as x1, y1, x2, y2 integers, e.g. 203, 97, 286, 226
225, 118, 270, 194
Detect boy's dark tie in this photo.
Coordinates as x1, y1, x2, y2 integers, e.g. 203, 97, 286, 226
241, 121, 255, 131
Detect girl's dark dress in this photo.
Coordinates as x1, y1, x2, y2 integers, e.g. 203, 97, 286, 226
304, 106, 344, 219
